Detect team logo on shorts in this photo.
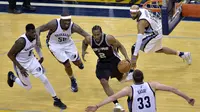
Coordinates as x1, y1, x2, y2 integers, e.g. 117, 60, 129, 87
36, 67, 42, 72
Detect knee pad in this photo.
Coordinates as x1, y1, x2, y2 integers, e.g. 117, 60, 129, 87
38, 74, 48, 84
131, 44, 136, 55
78, 63, 84, 69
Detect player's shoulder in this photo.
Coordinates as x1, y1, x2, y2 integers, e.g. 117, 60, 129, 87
16, 37, 26, 44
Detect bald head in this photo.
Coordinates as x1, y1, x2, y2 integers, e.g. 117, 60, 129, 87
130, 5, 139, 10
130, 5, 140, 20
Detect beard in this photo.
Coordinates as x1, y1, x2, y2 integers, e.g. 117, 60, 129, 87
131, 13, 139, 20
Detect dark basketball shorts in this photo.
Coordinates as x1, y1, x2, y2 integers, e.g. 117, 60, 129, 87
96, 57, 123, 81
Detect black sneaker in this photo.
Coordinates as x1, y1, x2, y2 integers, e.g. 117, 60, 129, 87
71, 78, 78, 92
7, 71, 16, 87
8, 8, 22, 14
54, 99, 67, 109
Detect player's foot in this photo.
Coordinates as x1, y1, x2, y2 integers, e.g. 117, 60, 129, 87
54, 99, 67, 109
7, 71, 16, 87
120, 69, 134, 83
182, 52, 192, 65
71, 78, 78, 92
113, 103, 125, 112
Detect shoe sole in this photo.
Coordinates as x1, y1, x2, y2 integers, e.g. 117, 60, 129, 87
7, 72, 14, 87
54, 105, 67, 110
71, 87, 78, 92
113, 108, 125, 112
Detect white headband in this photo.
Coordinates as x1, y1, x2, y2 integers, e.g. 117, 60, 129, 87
60, 16, 71, 20
130, 9, 139, 13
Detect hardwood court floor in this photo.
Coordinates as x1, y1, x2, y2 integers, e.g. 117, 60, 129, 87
0, 13, 200, 112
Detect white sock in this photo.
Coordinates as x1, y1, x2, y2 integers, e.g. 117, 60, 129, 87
15, 78, 32, 90
38, 75, 56, 97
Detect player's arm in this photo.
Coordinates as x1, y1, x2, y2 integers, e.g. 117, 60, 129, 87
7, 38, 28, 77
35, 19, 57, 48
7, 37, 25, 70
107, 35, 130, 61
86, 86, 132, 112
149, 82, 195, 106
133, 20, 148, 56
35, 45, 44, 64
81, 38, 91, 61
72, 23, 91, 40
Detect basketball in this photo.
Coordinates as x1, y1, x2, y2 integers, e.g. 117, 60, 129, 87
118, 60, 131, 73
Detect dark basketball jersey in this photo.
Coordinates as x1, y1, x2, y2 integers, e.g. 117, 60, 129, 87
91, 34, 119, 62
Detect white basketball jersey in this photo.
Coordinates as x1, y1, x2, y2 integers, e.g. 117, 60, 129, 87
130, 82, 156, 112
48, 19, 74, 45
16, 34, 36, 63
139, 9, 162, 35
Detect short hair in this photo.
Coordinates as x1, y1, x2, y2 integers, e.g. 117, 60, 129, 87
133, 69, 144, 83
92, 25, 102, 32
26, 23, 35, 31
61, 12, 70, 17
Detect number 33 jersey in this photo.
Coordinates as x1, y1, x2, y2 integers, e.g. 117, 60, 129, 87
129, 82, 156, 112
91, 34, 120, 62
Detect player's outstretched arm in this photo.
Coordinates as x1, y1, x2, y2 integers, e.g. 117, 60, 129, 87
149, 82, 195, 106
35, 19, 57, 48
107, 35, 130, 61
85, 86, 132, 112
72, 23, 91, 40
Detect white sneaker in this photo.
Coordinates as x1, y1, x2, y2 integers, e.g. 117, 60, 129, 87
113, 103, 125, 112
181, 52, 192, 65
125, 71, 134, 82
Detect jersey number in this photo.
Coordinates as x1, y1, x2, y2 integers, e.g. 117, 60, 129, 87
58, 37, 67, 43
137, 96, 151, 109
99, 53, 106, 58
28, 50, 32, 56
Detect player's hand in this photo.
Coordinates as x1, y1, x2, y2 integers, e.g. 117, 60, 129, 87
39, 57, 44, 64
131, 55, 137, 69
82, 51, 89, 62
85, 105, 98, 112
187, 98, 195, 106
19, 67, 29, 77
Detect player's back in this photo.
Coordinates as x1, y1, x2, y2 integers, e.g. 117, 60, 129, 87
139, 8, 162, 34
91, 34, 120, 62
128, 82, 156, 112
47, 19, 74, 45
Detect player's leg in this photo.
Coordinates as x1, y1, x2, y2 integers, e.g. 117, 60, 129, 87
63, 60, 78, 92
156, 47, 192, 64
152, 38, 192, 65
7, 65, 32, 90
31, 58, 66, 109
96, 62, 120, 105
48, 45, 78, 92
72, 53, 84, 69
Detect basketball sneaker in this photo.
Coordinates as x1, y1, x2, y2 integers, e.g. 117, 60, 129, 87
113, 103, 125, 112
182, 52, 192, 65
71, 78, 78, 92
7, 71, 16, 87
54, 98, 67, 109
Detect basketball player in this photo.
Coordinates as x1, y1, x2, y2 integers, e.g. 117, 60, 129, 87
35, 13, 91, 92
129, 5, 192, 71
85, 69, 195, 112
82, 25, 130, 111
7, 24, 66, 109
